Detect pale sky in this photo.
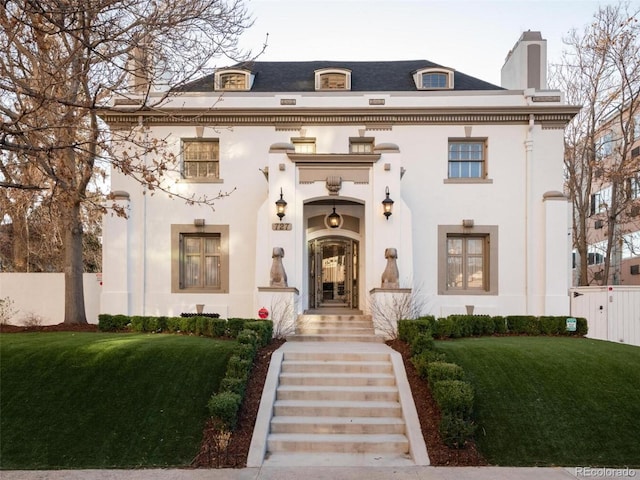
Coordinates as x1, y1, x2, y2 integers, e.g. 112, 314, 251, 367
230, 0, 638, 87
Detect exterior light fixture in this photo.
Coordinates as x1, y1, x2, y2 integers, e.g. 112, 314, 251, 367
382, 186, 394, 220
275, 188, 287, 221
328, 204, 341, 228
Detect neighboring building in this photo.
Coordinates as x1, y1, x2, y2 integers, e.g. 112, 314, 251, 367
582, 105, 640, 285
100, 31, 578, 325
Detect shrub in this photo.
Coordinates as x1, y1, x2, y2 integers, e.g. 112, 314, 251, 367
539, 316, 562, 335
575, 317, 588, 336
207, 391, 241, 430
211, 318, 228, 338
427, 362, 465, 384
493, 316, 507, 334
245, 321, 273, 347
398, 317, 436, 343
180, 316, 196, 334
234, 343, 257, 362
506, 315, 540, 335
220, 377, 247, 397
225, 355, 252, 379
98, 314, 130, 332
439, 413, 476, 448
227, 318, 248, 338
410, 332, 434, 355
166, 317, 182, 333
156, 316, 168, 332
434, 317, 462, 339
412, 350, 447, 379
237, 329, 259, 349
195, 316, 210, 336
431, 380, 474, 418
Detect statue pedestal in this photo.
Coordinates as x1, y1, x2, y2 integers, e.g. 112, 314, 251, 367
369, 288, 413, 338
257, 287, 299, 337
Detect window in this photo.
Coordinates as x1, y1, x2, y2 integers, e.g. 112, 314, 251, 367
634, 114, 640, 140
598, 132, 613, 158
448, 140, 486, 179
171, 225, 229, 293
422, 72, 448, 89
413, 67, 454, 90
622, 231, 640, 259
349, 137, 374, 154
314, 68, 351, 91
219, 73, 246, 90
214, 69, 253, 91
587, 241, 607, 265
590, 187, 611, 215
438, 225, 498, 295
182, 140, 219, 180
626, 176, 640, 201
292, 137, 316, 153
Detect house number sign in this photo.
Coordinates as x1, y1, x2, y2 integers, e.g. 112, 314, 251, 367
272, 223, 292, 231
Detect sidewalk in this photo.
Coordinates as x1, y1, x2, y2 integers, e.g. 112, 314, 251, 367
2, 466, 638, 480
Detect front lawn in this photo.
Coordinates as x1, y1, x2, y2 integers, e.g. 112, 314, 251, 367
436, 337, 640, 467
0, 332, 236, 469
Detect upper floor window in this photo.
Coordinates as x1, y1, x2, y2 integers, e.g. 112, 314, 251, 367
598, 132, 614, 158
349, 137, 374, 154
634, 114, 640, 140
590, 186, 611, 215
214, 69, 253, 91
182, 139, 219, 180
414, 67, 454, 90
315, 68, 351, 91
448, 140, 486, 179
292, 137, 316, 153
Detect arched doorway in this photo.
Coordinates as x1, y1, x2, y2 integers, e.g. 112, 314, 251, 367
309, 236, 359, 310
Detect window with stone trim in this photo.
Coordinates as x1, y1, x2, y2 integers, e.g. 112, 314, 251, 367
171, 225, 229, 293
448, 140, 486, 179
182, 139, 219, 180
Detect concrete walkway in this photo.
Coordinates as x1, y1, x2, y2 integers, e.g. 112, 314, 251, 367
3, 466, 638, 480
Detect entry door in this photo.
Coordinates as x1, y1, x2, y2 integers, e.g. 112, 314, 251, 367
309, 237, 358, 309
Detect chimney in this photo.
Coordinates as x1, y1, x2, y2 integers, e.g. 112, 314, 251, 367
501, 31, 547, 90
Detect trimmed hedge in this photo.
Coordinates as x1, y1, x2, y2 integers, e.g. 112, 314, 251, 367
412, 350, 447, 379
410, 332, 434, 356
398, 316, 436, 343
431, 380, 474, 418
97, 314, 275, 340
207, 391, 241, 430
426, 362, 465, 384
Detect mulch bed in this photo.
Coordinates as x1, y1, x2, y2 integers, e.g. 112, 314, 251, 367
1, 324, 485, 467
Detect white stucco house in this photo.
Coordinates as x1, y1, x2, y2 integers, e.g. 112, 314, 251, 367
100, 31, 579, 327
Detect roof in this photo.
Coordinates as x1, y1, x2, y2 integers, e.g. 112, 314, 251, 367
181, 60, 503, 92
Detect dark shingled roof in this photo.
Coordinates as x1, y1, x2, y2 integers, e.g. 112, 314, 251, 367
182, 60, 503, 92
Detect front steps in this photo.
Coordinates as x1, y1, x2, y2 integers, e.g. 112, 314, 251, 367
247, 314, 429, 467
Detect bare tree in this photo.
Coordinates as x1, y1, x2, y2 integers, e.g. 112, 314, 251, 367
0, 1, 255, 322
552, 2, 640, 285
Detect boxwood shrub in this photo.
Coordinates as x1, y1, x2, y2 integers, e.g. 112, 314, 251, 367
431, 380, 474, 418
398, 316, 436, 343
426, 362, 465, 384
207, 391, 242, 430
440, 413, 476, 448
411, 350, 447, 379
410, 332, 434, 356
245, 321, 273, 347
227, 318, 248, 338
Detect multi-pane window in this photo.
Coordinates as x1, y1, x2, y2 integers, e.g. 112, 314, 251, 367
634, 115, 640, 140
183, 140, 219, 179
590, 187, 611, 215
349, 138, 374, 153
319, 73, 347, 90
448, 141, 485, 179
219, 73, 246, 90
446, 236, 486, 290
181, 234, 221, 289
598, 132, 613, 157
422, 72, 448, 89
292, 138, 316, 153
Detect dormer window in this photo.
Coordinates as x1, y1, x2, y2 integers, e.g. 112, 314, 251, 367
214, 69, 254, 91
414, 67, 454, 90
315, 68, 351, 91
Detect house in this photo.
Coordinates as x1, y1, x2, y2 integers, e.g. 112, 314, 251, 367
583, 104, 640, 285
100, 31, 579, 330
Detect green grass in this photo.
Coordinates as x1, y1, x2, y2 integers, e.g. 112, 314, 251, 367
436, 337, 640, 467
0, 332, 237, 469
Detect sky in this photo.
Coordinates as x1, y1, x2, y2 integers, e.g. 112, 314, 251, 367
228, 0, 639, 87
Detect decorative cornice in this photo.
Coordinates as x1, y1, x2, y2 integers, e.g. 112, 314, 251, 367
99, 106, 580, 129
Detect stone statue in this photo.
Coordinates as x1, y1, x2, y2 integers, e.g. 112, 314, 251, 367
381, 248, 399, 289
270, 247, 288, 288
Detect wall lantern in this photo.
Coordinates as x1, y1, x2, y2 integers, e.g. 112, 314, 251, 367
382, 186, 394, 220
275, 188, 287, 221
327, 204, 341, 228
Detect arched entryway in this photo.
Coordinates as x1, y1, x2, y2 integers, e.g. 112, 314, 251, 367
309, 236, 359, 309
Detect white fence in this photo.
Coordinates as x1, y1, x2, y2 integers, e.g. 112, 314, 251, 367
570, 286, 640, 347
0, 273, 102, 325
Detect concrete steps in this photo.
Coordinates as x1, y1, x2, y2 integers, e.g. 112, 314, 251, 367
247, 313, 429, 467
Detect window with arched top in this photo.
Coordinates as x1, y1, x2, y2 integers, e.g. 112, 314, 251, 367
214, 69, 254, 91
315, 68, 351, 91
413, 67, 454, 90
